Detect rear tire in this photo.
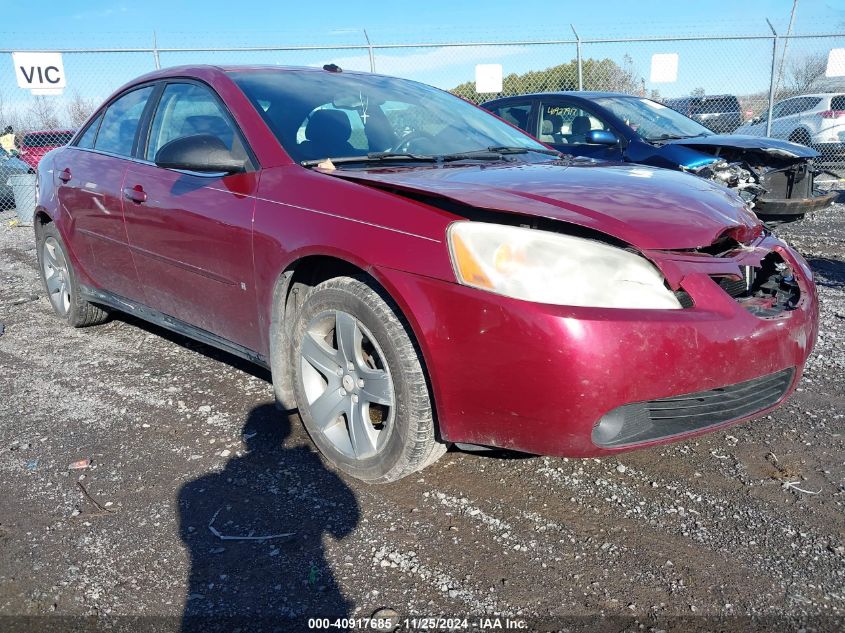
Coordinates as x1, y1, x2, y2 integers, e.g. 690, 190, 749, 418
289, 275, 443, 483
36, 223, 109, 327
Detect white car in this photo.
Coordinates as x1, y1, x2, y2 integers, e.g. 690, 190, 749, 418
736, 93, 845, 160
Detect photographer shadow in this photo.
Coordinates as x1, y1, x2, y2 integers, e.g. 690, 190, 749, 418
178, 403, 360, 631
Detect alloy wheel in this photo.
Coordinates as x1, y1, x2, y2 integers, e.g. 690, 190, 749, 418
42, 237, 71, 316
299, 310, 395, 460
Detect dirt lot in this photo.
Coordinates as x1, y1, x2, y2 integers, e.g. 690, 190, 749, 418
1, 194, 844, 633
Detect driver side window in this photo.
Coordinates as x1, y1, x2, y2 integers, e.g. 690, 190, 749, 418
145, 82, 248, 163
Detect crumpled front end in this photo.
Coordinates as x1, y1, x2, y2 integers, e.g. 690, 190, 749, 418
678, 144, 836, 220
376, 228, 819, 457
588, 232, 819, 450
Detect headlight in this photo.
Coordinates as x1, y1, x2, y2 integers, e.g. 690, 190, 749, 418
447, 222, 681, 309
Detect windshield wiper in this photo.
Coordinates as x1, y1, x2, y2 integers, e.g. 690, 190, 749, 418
486, 145, 561, 156
651, 133, 710, 141
438, 146, 562, 161
302, 152, 439, 167
301, 145, 562, 168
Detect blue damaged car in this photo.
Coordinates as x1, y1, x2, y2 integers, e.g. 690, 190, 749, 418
482, 92, 836, 221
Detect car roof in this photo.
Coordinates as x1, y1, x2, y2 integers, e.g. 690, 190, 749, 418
783, 92, 844, 98
487, 91, 631, 100
24, 129, 74, 135
126, 63, 382, 85
666, 94, 736, 99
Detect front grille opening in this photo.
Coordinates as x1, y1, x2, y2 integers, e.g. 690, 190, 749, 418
592, 368, 795, 448
710, 252, 800, 317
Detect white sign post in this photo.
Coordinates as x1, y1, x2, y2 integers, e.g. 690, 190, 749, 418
12, 52, 66, 95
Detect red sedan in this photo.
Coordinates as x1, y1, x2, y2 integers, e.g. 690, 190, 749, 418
34, 65, 819, 482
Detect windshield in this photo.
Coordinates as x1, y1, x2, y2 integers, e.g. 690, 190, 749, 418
230, 70, 550, 164
593, 96, 713, 141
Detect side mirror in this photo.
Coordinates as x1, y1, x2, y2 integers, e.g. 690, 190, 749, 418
155, 134, 245, 175
586, 129, 619, 145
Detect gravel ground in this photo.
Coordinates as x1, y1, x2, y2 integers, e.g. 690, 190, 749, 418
0, 194, 844, 633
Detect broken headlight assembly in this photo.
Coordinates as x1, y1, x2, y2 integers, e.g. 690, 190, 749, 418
447, 222, 682, 309
690, 159, 764, 204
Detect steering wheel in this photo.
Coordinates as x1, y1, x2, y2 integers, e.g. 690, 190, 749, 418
390, 130, 435, 154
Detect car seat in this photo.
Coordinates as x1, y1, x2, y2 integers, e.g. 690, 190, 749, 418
298, 110, 356, 161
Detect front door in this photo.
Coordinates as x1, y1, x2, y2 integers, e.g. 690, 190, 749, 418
541, 100, 625, 161
121, 81, 261, 351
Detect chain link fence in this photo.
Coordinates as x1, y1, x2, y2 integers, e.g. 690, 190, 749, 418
1, 25, 845, 208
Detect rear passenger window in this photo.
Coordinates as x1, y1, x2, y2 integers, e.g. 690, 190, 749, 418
831, 95, 845, 111
76, 113, 103, 149
800, 97, 822, 112
490, 103, 532, 132
94, 86, 154, 157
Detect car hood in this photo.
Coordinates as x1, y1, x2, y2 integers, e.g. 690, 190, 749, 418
330, 161, 761, 250
662, 134, 818, 158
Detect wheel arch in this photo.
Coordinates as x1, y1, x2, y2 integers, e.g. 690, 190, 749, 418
789, 127, 812, 143
267, 252, 443, 441
33, 208, 54, 235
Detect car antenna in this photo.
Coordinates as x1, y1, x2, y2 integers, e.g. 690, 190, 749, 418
323, 64, 342, 73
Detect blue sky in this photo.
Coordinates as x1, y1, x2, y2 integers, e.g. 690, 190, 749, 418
2, 0, 842, 46
2, 1, 845, 119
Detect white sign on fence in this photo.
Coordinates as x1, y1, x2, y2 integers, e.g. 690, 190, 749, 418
650, 53, 679, 83
11, 52, 66, 95
826, 48, 845, 77
475, 64, 503, 94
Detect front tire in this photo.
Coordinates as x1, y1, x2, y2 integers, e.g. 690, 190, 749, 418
290, 276, 444, 483
36, 223, 108, 327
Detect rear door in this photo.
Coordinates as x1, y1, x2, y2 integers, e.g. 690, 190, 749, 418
55, 86, 155, 300
122, 80, 261, 351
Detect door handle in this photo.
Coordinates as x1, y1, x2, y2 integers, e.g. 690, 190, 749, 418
58, 168, 71, 183
123, 185, 147, 204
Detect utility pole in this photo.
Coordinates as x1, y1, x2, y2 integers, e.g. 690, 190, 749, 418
774, 0, 798, 98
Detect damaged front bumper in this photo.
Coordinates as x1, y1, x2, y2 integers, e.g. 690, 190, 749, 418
375, 234, 819, 457
753, 160, 837, 217
754, 190, 837, 216
684, 148, 835, 220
